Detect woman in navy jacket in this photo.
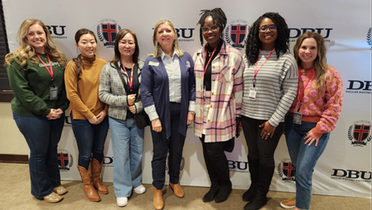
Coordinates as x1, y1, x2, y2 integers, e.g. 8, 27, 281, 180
141, 19, 195, 210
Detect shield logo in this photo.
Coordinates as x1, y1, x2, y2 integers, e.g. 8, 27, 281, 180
101, 23, 117, 42
58, 152, 70, 168
230, 24, 247, 45
282, 161, 295, 178
278, 160, 296, 182
353, 124, 371, 143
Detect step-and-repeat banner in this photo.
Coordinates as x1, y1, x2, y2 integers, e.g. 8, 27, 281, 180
3, 0, 371, 198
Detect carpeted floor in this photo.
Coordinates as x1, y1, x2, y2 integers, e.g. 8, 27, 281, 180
0, 163, 370, 210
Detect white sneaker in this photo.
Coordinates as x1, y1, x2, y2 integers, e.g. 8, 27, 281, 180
116, 197, 128, 207
133, 185, 146, 194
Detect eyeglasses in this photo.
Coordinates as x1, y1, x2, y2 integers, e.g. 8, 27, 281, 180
201, 24, 219, 32
259, 25, 277, 32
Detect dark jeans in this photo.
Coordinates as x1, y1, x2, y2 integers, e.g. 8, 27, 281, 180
13, 112, 65, 198
151, 103, 185, 189
70, 112, 109, 169
241, 116, 284, 167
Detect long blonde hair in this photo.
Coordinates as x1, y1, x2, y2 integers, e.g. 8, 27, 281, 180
151, 19, 183, 58
4, 19, 67, 69
293, 31, 327, 92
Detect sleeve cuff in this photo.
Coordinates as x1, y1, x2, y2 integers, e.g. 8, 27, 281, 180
188, 101, 195, 112
144, 105, 159, 121
43, 108, 51, 117
312, 125, 324, 139
268, 119, 279, 128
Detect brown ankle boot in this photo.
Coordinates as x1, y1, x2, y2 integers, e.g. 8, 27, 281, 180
91, 158, 108, 194
77, 164, 100, 202
153, 186, 164, 210
169, 182, 184, 198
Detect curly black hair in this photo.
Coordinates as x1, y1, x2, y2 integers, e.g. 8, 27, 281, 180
245, 12, 289, 66
197, 8, 227, 46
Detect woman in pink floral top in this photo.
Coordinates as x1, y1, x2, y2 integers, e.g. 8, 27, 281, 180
280, 32, 344, 210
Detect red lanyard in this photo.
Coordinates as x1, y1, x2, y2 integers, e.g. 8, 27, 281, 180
122, 62, 134, 89
298, 68, 315, 103
37, 54, 53, 81
203, 45, 217, 75
253, 48, 275, 81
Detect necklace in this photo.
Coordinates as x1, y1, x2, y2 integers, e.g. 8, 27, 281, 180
207, 49, 213, 56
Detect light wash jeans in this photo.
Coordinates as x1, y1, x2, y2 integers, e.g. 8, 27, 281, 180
13, 112, 65, 198
109, 117, 144, 197
285, 115, 330, 210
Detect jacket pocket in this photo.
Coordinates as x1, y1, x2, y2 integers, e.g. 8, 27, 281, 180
219, 66, 233, 83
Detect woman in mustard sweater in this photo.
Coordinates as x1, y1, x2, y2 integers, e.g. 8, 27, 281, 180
280, 32, 344, 210
64, 28, 109, 202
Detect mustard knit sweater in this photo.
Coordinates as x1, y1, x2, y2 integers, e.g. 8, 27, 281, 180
65, 55, 107, 120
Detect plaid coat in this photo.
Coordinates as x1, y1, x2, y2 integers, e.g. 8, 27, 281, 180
193, 41, 244, 142
98, 61, 143, 121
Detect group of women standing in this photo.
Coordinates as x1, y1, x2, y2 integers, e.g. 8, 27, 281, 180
6, 7, 343, 210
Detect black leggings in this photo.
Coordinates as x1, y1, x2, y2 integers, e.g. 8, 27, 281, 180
241, 116, 284, 167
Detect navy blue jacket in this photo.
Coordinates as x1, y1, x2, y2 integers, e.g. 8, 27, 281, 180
141, 52, 195, 139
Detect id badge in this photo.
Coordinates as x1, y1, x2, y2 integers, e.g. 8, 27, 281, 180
203, 85, 206, 98
50, 87, 58, 100
248, 87, 256, 100
293, 112, 302, 125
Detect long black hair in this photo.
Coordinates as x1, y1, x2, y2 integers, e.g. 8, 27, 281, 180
197, 8, 227, 46
245, 12, 289, 66
73, 28, 97, 75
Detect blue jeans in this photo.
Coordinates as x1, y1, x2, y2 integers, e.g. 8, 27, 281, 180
285, 116, 330, 210
13, 112, 65, 198
109, 117, 144, 197
70, 112, 109, 169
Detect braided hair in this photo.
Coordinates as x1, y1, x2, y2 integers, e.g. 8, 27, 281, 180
245, 12, 289, 66
197, 8, 227, 46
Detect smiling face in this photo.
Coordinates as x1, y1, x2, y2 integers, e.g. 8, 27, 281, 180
202, 16, 221, 48
298, 37, 318, 69
118, 32, 136, 60
258, 18, 278, 50
156, 22, 175, 50
76, 33, 97, 58
26, 23, 47, 53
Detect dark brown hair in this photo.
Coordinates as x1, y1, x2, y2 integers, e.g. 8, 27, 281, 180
110, 29, 140, 69
72, 28, 97, 75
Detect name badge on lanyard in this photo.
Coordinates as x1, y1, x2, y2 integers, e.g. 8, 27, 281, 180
37, 54, 58, 100
293, 112, 302, 125
294, 69, 315, 125
248, 87, 256, 99
250, 49, 275, 100
50, 86, 58, 100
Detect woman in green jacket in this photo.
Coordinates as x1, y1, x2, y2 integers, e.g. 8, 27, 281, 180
5, 19, 69, 203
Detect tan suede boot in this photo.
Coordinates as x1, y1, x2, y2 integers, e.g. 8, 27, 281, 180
91, 158, 108, 194
77, 164, 100, 202
153, 186, 164, 210
169, 182, 184, 198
